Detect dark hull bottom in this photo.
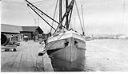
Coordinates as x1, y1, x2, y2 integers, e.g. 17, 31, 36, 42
47, 37, 86, 71
50, 56, 85, 71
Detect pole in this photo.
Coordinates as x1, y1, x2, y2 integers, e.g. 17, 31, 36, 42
66, 0, 69, 29
59, 0, 62, 29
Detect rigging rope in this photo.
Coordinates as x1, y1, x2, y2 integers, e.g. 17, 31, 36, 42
50, 0, 59, 33
68, 8, 73, 27
74, 0, 84, 34
32, 0, 44, 6
26, 5, 37, 26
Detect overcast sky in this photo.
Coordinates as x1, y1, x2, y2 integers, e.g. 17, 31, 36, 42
1, 0, 128, 35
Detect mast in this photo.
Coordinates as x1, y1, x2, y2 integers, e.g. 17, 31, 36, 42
66, 0, 69, 29
59, 0, 62, 29
81, 5, 85, 35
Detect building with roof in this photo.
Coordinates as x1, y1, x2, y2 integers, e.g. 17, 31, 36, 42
1, 24, 22, 34
1, 24, 44, 41
1, 24, 23, 42
20, 26, 38, 40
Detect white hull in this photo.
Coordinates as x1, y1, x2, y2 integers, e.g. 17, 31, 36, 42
46, 31, 86, 71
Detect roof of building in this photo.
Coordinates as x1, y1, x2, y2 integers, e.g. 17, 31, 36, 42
21, 26, 38, 32
1, 24, 42, 33
36, 27, 44, 34
1, 24, 22, 33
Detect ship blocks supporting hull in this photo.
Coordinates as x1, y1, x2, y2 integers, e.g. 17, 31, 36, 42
47, 37, 86, 71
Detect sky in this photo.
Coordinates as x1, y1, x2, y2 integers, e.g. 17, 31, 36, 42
1, 0, 128, 35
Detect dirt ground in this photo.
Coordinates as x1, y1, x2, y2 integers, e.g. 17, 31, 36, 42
1, 40, 53, 72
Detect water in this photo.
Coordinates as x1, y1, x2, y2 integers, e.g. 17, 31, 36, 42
85, 39, 128, 71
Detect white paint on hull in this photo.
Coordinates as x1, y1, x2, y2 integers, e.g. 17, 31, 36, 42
47, 37, 86, 71
48, 30, 85, 43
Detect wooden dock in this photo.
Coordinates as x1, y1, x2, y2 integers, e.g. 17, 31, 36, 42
1, 41, 53, 72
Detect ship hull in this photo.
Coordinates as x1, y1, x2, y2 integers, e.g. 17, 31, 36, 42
46, 31, 86, 71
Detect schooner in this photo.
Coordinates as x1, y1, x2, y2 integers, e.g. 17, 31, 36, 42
25, 0, 86, 71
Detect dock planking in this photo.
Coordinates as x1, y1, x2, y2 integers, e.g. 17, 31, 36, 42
1, 40, 53, 72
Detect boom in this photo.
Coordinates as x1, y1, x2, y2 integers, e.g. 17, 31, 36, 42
25, 0, 59, 30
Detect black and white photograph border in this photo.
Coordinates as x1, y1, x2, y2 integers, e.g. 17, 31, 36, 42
1, 0, 128, 72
